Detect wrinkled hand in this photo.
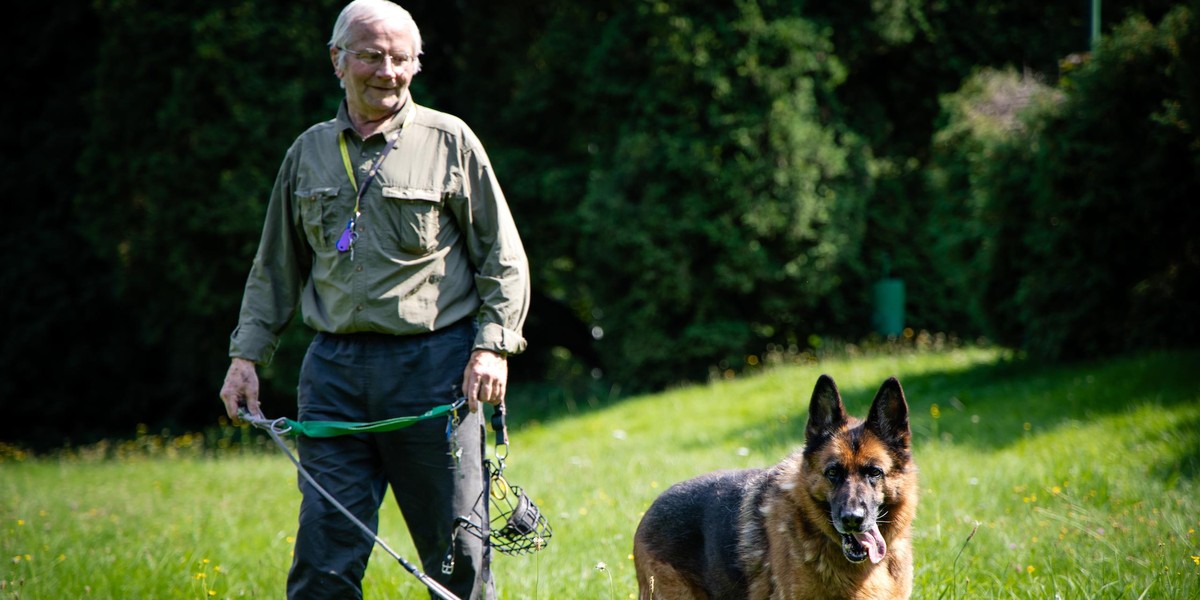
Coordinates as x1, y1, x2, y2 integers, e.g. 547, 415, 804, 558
219, 358, 261, 423
462, 349, 508, 413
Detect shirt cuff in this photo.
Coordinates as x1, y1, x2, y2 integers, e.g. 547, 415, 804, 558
474, 322, 526, 356
228, 324, 280, 365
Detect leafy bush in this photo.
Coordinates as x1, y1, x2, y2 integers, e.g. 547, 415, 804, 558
561, 2, 871, 389
927, 67, 1064, 344
928, 5, 1200, 359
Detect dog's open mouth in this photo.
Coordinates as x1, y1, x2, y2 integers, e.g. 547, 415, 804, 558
840, 525, 886, 564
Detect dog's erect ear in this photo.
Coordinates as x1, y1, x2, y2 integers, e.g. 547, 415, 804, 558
865, 377, 911, 452
806, 374, 849, 445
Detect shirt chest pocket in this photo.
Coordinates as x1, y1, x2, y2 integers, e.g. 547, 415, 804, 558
295, 186, 342, 250
379, 186, 444, 255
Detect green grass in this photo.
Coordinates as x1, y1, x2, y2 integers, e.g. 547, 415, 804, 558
3, 346, 1199, 599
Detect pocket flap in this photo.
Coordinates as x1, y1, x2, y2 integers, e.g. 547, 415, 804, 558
295, 186, 340, 200
382, 186, 442, 203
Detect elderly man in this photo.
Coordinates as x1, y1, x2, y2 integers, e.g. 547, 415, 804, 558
218, 0, 529, 598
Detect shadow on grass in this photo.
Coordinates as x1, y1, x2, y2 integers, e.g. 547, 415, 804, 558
507, 347, 1200, 482
716, 348, 1200, 481
894, 348, 1199, 450
1150, 409, 1200, 485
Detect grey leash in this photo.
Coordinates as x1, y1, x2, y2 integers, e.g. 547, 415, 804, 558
240, 408, 463, 600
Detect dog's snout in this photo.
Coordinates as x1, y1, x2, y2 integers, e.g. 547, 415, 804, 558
839, 508, 866, 531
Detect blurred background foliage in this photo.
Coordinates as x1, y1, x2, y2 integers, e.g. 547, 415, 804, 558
3, 0, 1196, 449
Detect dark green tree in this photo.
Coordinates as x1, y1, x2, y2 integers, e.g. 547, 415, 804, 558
71, 0, 344, 432
928, 4, 1199, 359
555, 1, 872, 388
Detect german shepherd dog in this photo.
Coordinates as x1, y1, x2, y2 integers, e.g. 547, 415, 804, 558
633, 375, 916, 599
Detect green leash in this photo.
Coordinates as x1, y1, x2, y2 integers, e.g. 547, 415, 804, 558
238, 399, 466, 600
246, 399, 464, 438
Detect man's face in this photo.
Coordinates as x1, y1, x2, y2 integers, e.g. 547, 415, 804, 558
332, 20, 416, 123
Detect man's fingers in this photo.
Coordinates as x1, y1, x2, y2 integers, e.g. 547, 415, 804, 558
462, 349, 509, 412
220, 359, 260, 422
220, 391, 245, 422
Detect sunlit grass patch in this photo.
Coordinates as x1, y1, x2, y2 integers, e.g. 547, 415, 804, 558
2, 347, 1197, 598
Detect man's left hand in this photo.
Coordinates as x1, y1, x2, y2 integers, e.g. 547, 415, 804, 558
462, 349, 508, 413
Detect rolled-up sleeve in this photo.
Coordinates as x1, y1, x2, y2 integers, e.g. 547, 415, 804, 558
458, 128, 530, 356
228, 145, 310, 364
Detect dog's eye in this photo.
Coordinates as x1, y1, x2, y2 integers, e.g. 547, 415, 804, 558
864, 467, 885, 481
824, 466, 844, 483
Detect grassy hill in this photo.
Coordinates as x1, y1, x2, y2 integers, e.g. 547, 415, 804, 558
3, 346, 1197, 598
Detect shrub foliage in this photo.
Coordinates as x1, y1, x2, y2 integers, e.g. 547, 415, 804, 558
2, 1, 1195, 446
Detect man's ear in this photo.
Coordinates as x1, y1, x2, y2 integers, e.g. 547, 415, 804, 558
330, 47, 342, 78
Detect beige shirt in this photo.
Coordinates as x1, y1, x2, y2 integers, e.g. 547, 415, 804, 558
229, 100, 529, 364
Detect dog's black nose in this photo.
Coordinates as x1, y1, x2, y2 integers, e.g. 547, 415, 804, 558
840, 510, 865, 531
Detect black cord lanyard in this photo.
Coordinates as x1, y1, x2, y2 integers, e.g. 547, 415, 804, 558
336, 107, 416, 258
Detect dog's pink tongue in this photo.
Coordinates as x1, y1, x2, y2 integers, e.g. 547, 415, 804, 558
856, 526, 887, 564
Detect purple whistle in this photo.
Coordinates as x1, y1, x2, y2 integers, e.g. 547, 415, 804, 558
337, 221, 356, 252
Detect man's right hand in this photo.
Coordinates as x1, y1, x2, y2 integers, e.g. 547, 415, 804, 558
219, 358, 261, 423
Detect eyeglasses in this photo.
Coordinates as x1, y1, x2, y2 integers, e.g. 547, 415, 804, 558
339, 47, 414, 68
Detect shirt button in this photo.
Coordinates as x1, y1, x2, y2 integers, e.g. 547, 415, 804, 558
355, 265, 363, 272
355, 304, 364, 312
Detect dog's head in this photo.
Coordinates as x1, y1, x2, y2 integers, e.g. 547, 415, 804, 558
802, 374, 914, 564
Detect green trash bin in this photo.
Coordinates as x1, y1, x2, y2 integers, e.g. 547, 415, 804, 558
872, 278, 905, 337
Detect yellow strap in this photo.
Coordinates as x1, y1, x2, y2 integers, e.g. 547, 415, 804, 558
338, 133, 358, 193
337, 107, 418, 216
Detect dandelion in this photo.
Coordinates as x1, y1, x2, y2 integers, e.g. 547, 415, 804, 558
930, 404, 941, 419
596, 562, 614, 600
1026, 565, 1036, 575
1192, 555, 1199, 566
1051, 486, 1061, 495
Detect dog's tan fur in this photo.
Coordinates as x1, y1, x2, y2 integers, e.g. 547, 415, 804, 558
634, 375, 917, 599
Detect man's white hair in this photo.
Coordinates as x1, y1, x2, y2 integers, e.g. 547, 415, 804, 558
329, 0, 423, 74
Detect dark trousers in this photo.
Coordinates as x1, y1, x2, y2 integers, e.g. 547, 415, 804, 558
287, 320, 493, 600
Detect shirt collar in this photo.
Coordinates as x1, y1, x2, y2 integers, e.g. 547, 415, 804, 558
335, 98, 417, 142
